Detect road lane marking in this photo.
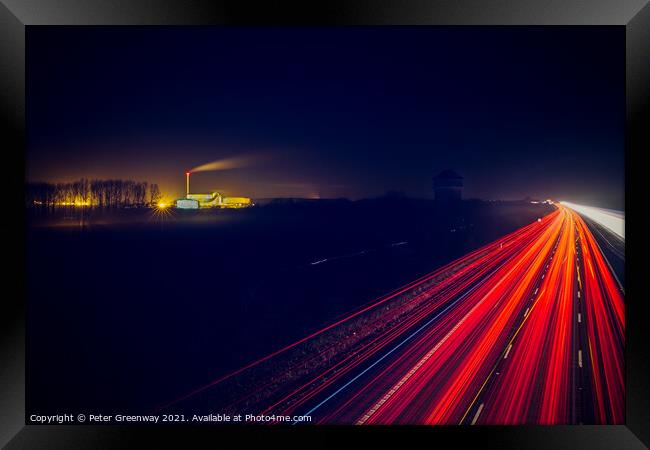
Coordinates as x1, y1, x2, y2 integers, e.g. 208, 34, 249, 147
458, 271, 552, 425
578, 350, 583, 368
471, 403, 485, 425
504, 344, 513, 359
578, 313, 581, 323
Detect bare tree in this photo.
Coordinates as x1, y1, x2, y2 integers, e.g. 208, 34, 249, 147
26, 178, 161, 209
149, 183, 161, 205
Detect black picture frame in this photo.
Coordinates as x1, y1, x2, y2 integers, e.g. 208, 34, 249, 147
1, 1, 648, 448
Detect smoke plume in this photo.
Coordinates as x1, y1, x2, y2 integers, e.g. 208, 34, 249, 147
189, 154, 261, 173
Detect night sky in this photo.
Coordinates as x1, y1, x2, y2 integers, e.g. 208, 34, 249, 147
27, 27, 625, 208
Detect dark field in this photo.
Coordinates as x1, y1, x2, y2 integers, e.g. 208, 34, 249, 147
26, 199, 553, 415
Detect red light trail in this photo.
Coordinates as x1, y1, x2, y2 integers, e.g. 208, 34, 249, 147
165, 205, 624, 425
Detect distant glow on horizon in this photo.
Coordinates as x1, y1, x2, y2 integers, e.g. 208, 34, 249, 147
560, 201, 624, 239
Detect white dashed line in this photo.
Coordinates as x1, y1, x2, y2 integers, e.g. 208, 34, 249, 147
471, 403, 485, 425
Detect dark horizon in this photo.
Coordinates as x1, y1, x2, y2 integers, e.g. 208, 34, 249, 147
27, 27, 625, 209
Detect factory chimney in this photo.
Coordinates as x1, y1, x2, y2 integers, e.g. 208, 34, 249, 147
185, 172, 191, 197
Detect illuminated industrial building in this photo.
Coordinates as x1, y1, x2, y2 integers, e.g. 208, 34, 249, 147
175, 171, 252, 209
186, 192, 252, 208
176, 198, 199, 209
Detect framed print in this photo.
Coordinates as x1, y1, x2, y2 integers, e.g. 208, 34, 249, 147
1, 1, 648, 448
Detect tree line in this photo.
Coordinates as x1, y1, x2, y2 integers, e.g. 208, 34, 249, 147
26, 178, 162, 208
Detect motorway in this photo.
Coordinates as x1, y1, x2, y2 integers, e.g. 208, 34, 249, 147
168, 204, 625, 425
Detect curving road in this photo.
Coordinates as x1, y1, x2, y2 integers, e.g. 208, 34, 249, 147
167, 204, 624, 425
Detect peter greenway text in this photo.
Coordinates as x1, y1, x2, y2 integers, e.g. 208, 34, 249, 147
28, 413, 312, 424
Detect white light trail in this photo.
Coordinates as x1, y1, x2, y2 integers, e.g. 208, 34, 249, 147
560, 201, 624, 239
